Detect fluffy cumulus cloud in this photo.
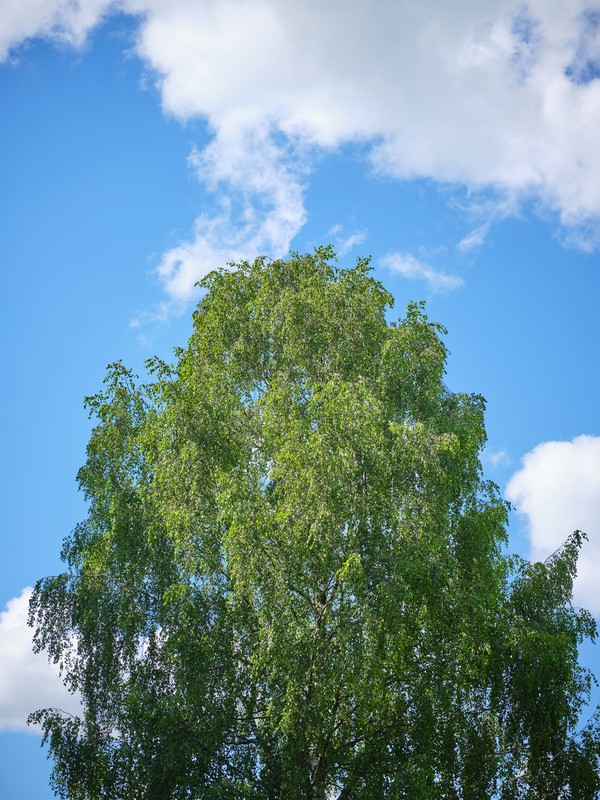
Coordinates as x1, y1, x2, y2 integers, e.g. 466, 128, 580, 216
0, 0, 115, 60
506, 435, 600, 616
3, 0, 600, 298
0, 588, 80, 733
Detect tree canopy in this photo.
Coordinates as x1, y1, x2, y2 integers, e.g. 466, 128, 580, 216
30, 247, 600, 799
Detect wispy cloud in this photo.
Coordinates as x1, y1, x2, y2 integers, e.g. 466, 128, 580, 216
506, 435, 600, 616
482, 447, 511, 468
327, 225, 367, 257
382, 252, 463, 293
0, 588, 80, 733
457, 222, 491, 254
131, 126, 308, 326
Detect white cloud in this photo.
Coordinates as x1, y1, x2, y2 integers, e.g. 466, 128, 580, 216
483, 447, 511, 468
154, 126, 308, 302
457, 222, 491, 254
0, 0, 114, 61
0, 588, 80, 733
383, 252, 464, 292
4, 0, 600, 302
506, 435, 600, 616
128, 0, 600, 241
327, 225, 367, 258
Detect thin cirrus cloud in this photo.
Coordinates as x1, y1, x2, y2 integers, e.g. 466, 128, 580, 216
327, 225, 368, 258
457, 223, 492, 254
0, 588, 80, 733
382, 252, 464, 292
482, 447, 511, 468
2, 0, 600, 305
506, 435, 600, 617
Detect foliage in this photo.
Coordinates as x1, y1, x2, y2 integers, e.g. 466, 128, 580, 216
30, 248, 600, 798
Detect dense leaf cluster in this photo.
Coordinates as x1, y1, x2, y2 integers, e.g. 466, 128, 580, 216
30, 248, 600, 798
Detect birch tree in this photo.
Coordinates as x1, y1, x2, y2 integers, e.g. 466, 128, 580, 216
30, 248, 600, 799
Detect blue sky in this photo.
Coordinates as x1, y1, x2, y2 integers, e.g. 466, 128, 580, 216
1, 2, 600, 796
